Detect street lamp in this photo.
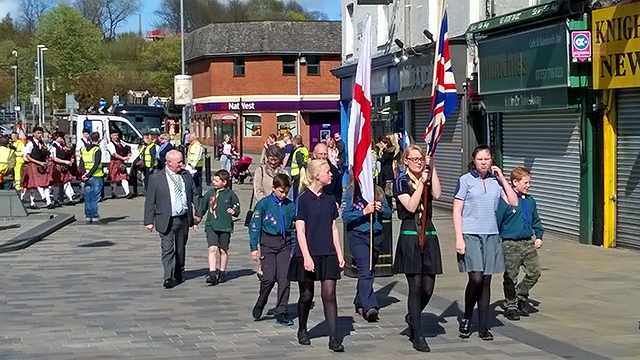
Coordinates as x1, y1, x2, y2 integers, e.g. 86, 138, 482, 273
36, 45, 48, 127
11, 50, 18, 126
180, 0, 187, 143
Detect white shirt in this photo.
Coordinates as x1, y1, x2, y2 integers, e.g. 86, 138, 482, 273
49, 141, 62, 159
106, 141, 117, 156
165, 169, 188, 216
76, 137, 89, 152
23, 139, 43, 161
222, 142, 232, 156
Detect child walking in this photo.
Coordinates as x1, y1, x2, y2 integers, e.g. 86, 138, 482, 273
288, 159, 345, 352
199, 169, 240, 285
453, 145, 518, 340
342, 177, 391, 323
248, 173, 296, 326
497, 166, 544, 321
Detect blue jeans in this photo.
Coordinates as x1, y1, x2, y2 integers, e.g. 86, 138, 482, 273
348, 230, 383, 312
0, 180, 14, 190
220, 155, 231, 172
84, 177, 103, 220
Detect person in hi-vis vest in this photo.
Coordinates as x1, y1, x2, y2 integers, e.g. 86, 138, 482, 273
289, 135, 308, 201
187, 133, 204, 196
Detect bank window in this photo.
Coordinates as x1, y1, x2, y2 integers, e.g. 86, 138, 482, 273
234, 57, 245, 77
307, 55, 320, 76
244, 114, 262, 137
283, 56, 296, 76
277, 114, 297, 136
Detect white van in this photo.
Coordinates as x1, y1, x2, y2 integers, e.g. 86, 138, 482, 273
70, 114, 143, 168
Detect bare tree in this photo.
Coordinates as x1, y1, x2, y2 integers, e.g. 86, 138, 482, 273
73, 0, 141, 40
18, 0, 51, 34
154, 0, 181, 33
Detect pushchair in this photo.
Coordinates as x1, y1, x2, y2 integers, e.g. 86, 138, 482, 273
230, 156, 253, 184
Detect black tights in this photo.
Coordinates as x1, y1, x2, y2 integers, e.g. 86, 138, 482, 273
405, 274, 436, 338
298, 280, 338, 337
464, 271, 492, 330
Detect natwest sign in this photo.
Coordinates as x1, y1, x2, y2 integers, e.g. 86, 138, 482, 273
222, 101, 256, 111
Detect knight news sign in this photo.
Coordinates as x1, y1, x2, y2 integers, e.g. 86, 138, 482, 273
592, 2, 640, 90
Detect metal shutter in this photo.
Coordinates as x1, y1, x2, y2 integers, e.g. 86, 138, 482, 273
616, 89, 640, 250
502, 110, 581, 238
412, 97, 463, 207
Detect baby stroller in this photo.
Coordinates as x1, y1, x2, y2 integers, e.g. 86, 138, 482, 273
230, 156, 253, 184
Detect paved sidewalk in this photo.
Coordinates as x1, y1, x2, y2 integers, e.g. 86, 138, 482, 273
0, 180, 638, 359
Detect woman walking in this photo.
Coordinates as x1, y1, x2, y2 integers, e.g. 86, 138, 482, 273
393, 145, 442, 352
288, 159, 345, 352
453, 145, 518, 340
254, 145, 286, 202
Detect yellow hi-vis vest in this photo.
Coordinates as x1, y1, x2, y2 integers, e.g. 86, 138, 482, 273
12, 140, 24, 162
188, 140, 204, 167
142, 143, 157, 169
290, 146, 309, 177
81, 146, 104, 177
0, 146, 14, 175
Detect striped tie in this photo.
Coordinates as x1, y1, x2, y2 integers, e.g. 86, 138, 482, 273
169, 172, 184, 213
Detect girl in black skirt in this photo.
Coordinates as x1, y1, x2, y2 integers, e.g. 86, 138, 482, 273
393, 144, 442, 352
288, 159, 346, 352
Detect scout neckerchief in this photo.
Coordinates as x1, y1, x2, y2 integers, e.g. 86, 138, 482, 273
210, 189, 221, 218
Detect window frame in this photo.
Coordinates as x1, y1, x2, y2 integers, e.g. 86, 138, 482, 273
282, 55, 297, 76
233, 57, 245, 77
243, 113, 262, 138
276, 113, 297, 136
306, 55, 320, 76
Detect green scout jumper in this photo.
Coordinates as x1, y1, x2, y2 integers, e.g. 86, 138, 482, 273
248, 193, 297, 251
496, 193, 544, 310
199, 188, 241, 232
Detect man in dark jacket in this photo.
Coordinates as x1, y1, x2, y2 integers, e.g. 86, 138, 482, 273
156, 133, 174, 170
312, 143, 343, 205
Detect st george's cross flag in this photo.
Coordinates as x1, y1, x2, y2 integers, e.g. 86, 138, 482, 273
347, 16, 374, 204
425, 0, 457, 156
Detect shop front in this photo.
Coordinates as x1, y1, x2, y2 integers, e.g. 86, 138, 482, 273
474, 19, 588, 241
398, 40, 469, 207
593, 2, 640, 250
190, 98, 339, 153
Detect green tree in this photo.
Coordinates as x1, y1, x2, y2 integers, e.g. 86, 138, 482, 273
105, 32, 148, 94
140, 37, 180, 96
32, 5, 105, 109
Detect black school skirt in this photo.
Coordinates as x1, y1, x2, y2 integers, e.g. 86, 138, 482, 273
393, 220, 443, 275
288, 254, 341, 282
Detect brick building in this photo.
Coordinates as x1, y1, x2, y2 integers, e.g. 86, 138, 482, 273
185, 21, 342, 153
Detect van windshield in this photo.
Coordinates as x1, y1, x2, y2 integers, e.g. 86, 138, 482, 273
114, 106, 164, 134
109, 119, 141, 145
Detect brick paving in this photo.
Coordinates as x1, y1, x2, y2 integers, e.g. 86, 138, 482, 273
0, 181, 638, 359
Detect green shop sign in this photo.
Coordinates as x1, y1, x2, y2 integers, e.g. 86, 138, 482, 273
467, 1, 564, 35
478, 22, 569, 99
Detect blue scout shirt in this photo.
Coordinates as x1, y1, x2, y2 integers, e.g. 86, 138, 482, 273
341, 187, 392, 234
496, 193, 544, 240
249, 192, 297, 251
454, 170, 505, 235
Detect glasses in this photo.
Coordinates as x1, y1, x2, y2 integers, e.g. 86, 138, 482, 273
406, 157, 425, 163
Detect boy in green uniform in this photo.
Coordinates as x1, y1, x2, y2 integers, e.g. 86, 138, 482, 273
248, 173, 296, 325
497, 166, 544, 321
198, 169, 241, 285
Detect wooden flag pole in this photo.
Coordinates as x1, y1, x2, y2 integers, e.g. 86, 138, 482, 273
369, 212, 374, 271
419, 164, 431, 247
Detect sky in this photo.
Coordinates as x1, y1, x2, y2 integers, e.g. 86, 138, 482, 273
0, 0, 342, 34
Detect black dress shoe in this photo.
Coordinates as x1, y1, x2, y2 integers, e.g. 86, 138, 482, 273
518, 300, 530, 316
412, 336, 430, 352
297, 330, 311, 345
46, 203, 56, 209
29, 204, 39, 210
364, 308, 379, 322
479, 329, 494, 341
126, 193, 135, 199
459, 318, 471, 339
205, 273, 218, 286
252, 305, 263, 321
111, 193, 117, 199
505, 308, 520, 321
163, 278, 175, 289
328, 337, 344, 352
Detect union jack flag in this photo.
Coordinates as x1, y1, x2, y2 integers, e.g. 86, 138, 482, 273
425, 1, 457, 156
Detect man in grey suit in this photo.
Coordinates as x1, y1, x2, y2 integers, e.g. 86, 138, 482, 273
144, 150, 201, 289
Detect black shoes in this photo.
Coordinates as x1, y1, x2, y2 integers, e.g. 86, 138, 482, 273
479, 329, 494, 341
297, 330, 311, 345
364, 308, 379, 322
126, 193, 135, 199
111, 193, 117, 199
218, 272, 227, 283
275, 314, 294, 326
163, 278, 175, 289
29, 204, 39, 210
505, 308, 521, 321
205, 273, 218, 286
252, 306, 263, 321
459, 318, 471, 339
46, 203, 56, 209
328, 337, 344, 352
412, 336, 430, 352
518, 299, 530, 316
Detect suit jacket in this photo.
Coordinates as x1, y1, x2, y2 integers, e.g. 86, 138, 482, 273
157, 143, 174, 170
144, 168, 201, 234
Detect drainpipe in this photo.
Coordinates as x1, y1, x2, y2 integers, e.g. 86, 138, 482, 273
297, 53, 302, 136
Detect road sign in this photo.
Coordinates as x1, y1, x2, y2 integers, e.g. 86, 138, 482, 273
571, 31, 591, 63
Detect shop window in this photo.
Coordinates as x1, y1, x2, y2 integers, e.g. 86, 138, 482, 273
244, 114, 262, 137
277, 114, 297, 136
283, 56, 296, 76
307, 55, 320, 76
234, 57, 245, 77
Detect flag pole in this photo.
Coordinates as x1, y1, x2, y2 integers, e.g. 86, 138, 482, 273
369, 212, 373, 271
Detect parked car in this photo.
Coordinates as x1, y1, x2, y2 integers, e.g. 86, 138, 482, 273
0, 124, 12, 137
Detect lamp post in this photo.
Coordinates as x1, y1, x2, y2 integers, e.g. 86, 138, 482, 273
180, 0, 187, 143
11, 50, 18, 126
37, 45, 48, 127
